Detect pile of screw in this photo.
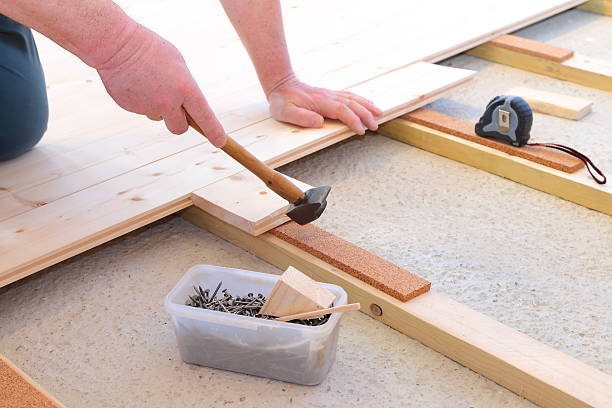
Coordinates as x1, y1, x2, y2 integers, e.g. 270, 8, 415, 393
185, 282, 331, 326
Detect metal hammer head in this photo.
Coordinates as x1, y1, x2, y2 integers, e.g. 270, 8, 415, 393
286, 185, 331, 225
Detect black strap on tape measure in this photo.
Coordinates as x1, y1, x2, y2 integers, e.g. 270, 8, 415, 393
476, 96, 607, 184
527, 142, 607, 184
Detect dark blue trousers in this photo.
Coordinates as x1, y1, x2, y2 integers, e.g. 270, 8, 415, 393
0, 14, 48, 161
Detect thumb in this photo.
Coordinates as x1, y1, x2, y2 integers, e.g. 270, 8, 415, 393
272, 103, 324, 129
183, 85, 227, 148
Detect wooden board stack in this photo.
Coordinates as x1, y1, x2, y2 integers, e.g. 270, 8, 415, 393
0, 0, 586, 286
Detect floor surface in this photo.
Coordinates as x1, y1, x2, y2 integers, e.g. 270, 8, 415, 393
1, 8, 610, 408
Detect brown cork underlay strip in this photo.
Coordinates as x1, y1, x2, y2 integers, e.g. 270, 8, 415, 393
0, 355, 63, 408
403, 109, 584, 173
269, 222, 431, 302
488, 34, 574, 63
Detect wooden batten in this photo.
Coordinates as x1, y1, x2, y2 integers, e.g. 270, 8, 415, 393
402, 109, 584, 173
487, 34, 574, 62
578, 0, 612, 15
378, 119, 611, 215
468, 35, 612, 92
181, 206, 612, 408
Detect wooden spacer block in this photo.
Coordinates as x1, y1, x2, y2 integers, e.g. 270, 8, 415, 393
403, 109, 584, 173
260, 266, 336, 317
269, 223, 431, 302
504, 87, 593, 120
488, 34, 574, 63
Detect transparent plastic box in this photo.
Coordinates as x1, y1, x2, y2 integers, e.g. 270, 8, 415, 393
165, 264, 347, 385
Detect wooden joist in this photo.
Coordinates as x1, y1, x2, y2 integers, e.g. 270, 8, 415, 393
578, 0, 612, 15
378, 118, 612, 215
467, 35, 612, 92
484, 35, 575, 63
403, 109, 584, 173
181, 206, 612, 408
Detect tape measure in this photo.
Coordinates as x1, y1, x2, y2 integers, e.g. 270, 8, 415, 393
475, 95, 533, 147
475, 95, 606, 184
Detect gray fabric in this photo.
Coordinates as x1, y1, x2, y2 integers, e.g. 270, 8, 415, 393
0, 14, 48, 161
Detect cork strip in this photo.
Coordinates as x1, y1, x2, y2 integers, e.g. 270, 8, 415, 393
269, 222, 431, 302
488, 34, 574, 63
0, 355, 63, 408
403, 109, 584, 173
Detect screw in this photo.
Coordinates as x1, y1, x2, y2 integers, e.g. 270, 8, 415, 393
210, 281, 222, 300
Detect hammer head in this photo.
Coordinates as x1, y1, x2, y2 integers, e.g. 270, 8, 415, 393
286, 185, 331, 225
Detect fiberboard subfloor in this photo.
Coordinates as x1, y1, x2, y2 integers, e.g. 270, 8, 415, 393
0, 0, 585, 285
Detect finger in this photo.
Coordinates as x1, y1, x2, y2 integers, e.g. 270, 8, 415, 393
318, 101, 365, 135
163, 107, 189, 135
183, 85, 226, 147
146, 114, 163, 121
273, 102, 324, 128
346, 100, 378, 131
342, 92, 383, 117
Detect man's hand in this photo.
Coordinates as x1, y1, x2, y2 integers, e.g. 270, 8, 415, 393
267, 76, 383, 135
96, 25, 226, 147
220, 0, 382, 135
0, 0, 227, 147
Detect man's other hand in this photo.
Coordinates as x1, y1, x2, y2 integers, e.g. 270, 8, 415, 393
267, 75, 383, 135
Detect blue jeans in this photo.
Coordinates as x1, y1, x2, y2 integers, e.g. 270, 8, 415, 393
0, 14, 48, 161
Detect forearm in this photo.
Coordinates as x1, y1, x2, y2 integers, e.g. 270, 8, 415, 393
220, 0, 294, 97
0, 0, 137, 68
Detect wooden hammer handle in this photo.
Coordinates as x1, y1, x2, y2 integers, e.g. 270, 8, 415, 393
186, 112, 305, 203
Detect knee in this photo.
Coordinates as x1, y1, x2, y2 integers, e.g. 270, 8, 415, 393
0, 21, 48, 161
0, 108, 48, 161
0, 72, 49, 161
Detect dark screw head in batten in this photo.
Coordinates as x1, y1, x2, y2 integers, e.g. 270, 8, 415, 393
370, 303, 383, 317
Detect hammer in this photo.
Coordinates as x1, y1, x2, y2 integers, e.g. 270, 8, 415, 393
186, 113, 331, 225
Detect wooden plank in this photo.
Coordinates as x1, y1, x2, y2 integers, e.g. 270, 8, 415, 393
504, 86, 593, 120
578, 0, 612, 15
180, 206, 612, 408
403, 109, 584, 173
467, 35, 612, 92
487, 34, 574, 62
0, 60, 470, 225
0, 63, 475, 288
191, 172, 312, 236
0, 354, 65, 408
378, 119, 612, 215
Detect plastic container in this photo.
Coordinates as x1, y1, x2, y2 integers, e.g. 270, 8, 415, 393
165, 264, 347, 385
